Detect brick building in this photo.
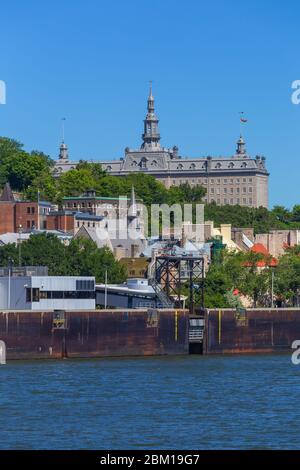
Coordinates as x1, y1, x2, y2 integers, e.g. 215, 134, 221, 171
0, 183, 52, 234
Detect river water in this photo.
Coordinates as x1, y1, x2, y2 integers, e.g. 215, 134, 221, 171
0, 354, 299, 449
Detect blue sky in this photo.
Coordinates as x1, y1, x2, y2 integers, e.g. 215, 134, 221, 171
0, 0, 299, 208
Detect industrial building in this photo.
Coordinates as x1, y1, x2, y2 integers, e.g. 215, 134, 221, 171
0, 266, 95, 310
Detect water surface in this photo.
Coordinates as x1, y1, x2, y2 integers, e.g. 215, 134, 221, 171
0, 354, 298, 449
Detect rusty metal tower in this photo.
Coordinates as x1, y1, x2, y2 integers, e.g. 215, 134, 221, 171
154, 254, 205, 314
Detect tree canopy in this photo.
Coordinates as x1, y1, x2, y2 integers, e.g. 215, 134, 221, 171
0, 233, 126, 283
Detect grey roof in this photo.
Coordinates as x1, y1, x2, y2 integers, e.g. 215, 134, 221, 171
52, 88, 269, 178
0, 182, 15, 202
74, 212, 103, 221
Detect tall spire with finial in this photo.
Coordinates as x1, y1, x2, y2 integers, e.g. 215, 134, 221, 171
58, 117, 69, 161
141, 81, 161, 150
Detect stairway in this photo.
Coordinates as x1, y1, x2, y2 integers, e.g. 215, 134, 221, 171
148, 278, 174, 308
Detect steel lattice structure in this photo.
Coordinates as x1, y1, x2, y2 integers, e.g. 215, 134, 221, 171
154, 255, 205, 314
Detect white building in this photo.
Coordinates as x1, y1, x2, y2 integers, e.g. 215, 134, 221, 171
0, 274, 95, 310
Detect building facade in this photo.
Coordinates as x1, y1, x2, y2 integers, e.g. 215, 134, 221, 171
0, 266, 95, 310
54, 86, 269, 208
0, 183, 52, 234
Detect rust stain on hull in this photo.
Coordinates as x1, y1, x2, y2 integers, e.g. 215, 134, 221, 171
0, 309, 189, 360
204, 308, 300, 355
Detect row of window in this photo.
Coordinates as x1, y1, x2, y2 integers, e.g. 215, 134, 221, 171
26, 207, 35, 214
26, 288, 95, 302
203, 198, 253, 205
176, 162, 249, 170
26, 220, 36, 229
210, 187, 253, 194
76, 221, 99, 228
171, 177, 253, 186
26, 207, 49, 215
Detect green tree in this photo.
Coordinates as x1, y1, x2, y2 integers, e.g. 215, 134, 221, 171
275, 247, 300, 306
0, 234, 126, 283
0, 138, 54, 191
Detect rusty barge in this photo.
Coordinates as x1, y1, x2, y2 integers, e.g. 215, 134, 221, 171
0, 309, 189, 360
1, 307, 300, 360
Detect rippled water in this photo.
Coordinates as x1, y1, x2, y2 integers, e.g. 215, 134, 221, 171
0, 354, 299, 449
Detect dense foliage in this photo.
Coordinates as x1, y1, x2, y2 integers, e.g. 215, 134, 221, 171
0, 233, 126, 283
204, 246, 300, 308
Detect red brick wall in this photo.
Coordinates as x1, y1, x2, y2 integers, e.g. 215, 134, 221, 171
47, 214, 74, 233
15, 202, 39, 231
0, 203, 15, 234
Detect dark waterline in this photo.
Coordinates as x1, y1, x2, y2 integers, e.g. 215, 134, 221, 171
0, 354, 299, 450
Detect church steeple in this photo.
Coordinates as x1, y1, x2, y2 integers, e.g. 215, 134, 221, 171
236, 134, 246, 156
141, 82, 161, 150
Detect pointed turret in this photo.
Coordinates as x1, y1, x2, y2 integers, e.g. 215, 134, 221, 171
0, 182, 15, 202
58, 141, 69, 161
58, 117, 69, 161
141, 82, 161, 150
236, 134, 246, 156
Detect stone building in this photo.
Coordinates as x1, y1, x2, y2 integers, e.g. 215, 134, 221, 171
54, 86, 269, 208
255, 230, 300, 258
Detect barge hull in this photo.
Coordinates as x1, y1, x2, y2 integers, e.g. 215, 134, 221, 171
204, 308, 300, 354
0, 309, 189, 360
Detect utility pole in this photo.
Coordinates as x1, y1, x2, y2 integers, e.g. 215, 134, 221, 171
7, 257, 14, 310
18, 225, 23, 266
104, 270, 108, 309
271, 269, 275, 308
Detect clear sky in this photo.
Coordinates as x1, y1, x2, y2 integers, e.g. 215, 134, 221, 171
0, 0, 299, 208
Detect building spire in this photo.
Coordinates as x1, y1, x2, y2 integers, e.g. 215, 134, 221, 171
128, 185, 137, 218
58, 117, 69, 161
236, 134, 246, 156
141, 82, 161, 150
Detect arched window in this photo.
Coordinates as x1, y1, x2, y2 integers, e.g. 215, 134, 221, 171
106, 165, 112, 171
190, 163, 196, 170
228, 162, 234, 169
215, 162, 221, 169
177, 163, 183, 170
241, 162, 247, 168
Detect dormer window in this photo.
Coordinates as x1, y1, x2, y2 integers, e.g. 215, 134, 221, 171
140, 157, 147, 168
